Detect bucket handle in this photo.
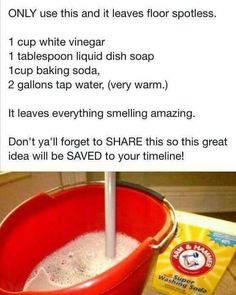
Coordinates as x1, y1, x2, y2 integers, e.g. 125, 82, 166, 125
152, 198, 177, 250
116, 181, 177, 250
116, 181, 165, 201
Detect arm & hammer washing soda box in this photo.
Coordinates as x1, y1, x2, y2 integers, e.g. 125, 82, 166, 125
142, 211, 236, 295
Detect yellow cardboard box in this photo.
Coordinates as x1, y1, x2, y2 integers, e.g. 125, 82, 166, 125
143, 211, 236, 295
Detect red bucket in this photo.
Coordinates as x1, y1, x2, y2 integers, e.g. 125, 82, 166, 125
0, 182, 176, 295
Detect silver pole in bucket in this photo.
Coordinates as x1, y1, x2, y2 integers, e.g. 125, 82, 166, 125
105, 172, 116, 258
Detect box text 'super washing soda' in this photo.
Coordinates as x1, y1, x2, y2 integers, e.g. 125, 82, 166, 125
143, 211, 236, 295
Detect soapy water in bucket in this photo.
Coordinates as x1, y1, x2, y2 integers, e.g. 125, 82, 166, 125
24, 231, 140, 291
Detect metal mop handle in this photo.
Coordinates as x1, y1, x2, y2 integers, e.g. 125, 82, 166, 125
105, 172, 116, 258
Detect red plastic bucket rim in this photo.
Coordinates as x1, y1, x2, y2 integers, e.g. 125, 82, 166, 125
1, 181, 177, 246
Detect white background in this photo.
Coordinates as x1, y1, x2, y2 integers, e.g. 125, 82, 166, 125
1, 0, 236, 171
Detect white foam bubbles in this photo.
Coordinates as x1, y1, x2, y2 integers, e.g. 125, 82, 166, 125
24, 231, 140, 291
